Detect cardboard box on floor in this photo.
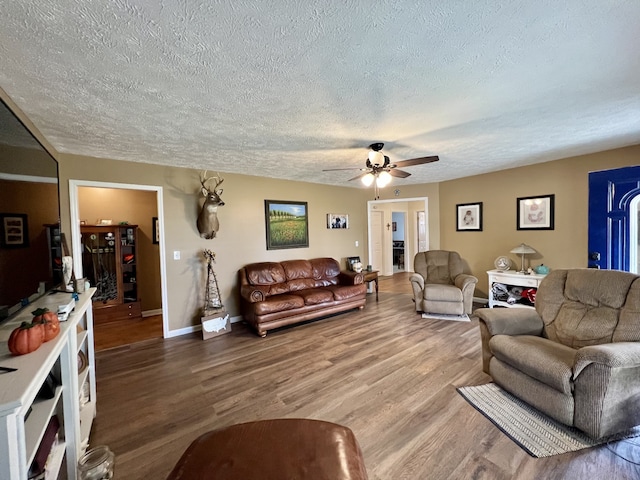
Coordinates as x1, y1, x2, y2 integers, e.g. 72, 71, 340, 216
201, 309, 231, 340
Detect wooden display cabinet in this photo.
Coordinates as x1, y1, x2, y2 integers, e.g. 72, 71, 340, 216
81, 225, 141, 323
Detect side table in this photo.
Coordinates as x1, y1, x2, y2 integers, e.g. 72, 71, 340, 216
363, 270, 379, 301
487, 269, 546, 308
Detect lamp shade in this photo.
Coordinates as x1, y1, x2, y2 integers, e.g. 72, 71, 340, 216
510, 243, 536, 255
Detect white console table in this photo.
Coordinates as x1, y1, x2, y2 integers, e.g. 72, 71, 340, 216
487, 270, 546, 308
0, 288, 96, 480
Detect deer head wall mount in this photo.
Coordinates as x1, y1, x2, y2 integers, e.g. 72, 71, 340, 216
197, 171, 225, 239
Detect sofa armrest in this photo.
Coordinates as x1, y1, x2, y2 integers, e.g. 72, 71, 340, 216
338, 270, 364, 285
240, 284, 270, 303
475, 308, 544, 337
574, 342, 640, 378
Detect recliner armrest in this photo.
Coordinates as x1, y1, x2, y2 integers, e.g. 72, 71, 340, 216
475, 308, 544, 337
409, 273, 424, 290
454, 273, 478, 291
574, 342, 640, 378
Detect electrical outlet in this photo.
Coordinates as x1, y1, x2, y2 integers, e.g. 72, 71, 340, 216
173, 251, 180, 260
355, 241, 359, 247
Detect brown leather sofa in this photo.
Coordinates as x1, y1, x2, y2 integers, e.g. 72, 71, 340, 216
239, 257, 366, 336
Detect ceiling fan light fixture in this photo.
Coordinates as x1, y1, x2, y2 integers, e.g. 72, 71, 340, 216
368, 150, 384, 165
361, 172, 375, 186
376, 170, 392, 187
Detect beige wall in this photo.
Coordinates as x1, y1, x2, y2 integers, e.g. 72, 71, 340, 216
59, 154, 373, 332
77, 187, 161, 311
438, 145, 640, 297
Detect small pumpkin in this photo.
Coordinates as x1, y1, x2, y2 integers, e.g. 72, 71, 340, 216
31, 308, 60, 327
31, 308, 60, 342
34, 318, 60, 342
8, 322, 45, 356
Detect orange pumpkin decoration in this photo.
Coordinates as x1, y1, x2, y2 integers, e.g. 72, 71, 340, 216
31, 308, 60, 342
31, 308, 60, 327
8, 322, 45, 356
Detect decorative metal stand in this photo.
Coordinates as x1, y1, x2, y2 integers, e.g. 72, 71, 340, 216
201, 249, 230, 339
203, 249, 223, 314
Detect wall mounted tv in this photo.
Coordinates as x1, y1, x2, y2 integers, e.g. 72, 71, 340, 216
0, 98, 61, 321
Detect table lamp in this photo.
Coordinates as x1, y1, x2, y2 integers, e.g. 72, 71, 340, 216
510, 243, 536, 274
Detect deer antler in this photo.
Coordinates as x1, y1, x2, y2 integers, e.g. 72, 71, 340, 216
200, 170, 224, 189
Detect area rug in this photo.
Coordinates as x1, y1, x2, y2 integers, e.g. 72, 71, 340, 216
457, 383, 640, 457
421, 312, 470, 322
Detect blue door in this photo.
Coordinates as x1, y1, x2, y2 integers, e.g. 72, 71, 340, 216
588, 166, 640, 270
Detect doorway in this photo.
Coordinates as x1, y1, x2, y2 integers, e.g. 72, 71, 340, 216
69, 180, 169, 347
367, 197, 429, 276
588, 165, 640, 271
392, 211, 406, 273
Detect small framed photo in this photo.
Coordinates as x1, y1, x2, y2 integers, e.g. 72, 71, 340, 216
0, 213, 29, 248
327, 213, 349, 229
456, 202, 483, 231
152, 217, 159, 244
517, 194, 555, 230
347, 256, 361, 271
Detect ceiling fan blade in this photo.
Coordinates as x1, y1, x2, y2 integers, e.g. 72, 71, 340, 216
348, 172, 370, 182
389, 169, 411, 178
322, 167, 365, 172
393, 155, 439, 168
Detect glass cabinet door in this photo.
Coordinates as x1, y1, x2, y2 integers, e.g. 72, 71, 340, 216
120, 228, 137, 303
82, 229, 120, 304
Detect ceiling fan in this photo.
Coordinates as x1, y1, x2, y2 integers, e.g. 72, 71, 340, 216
323, 142, 439, 197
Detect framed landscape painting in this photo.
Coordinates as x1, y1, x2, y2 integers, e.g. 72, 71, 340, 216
265, 200, 309, 250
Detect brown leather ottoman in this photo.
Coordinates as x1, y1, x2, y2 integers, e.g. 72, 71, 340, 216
166, 418, 368, 480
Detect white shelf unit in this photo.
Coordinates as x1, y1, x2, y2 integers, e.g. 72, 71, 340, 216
0, 288, 96, 480
487, 269, 546, 309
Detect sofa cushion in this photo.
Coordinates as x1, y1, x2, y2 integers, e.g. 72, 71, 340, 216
422, 284, 463, 302
246, 262, 287, 286
253, 294, 305, 315
296, 288, 335, 305
310, 258, 341, 285
490, 335, 577, 394
281, 259, 314, 281
538, 270, 640, 348
326, 284, 366, 301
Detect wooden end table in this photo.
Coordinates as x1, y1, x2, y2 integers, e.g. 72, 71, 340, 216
362, 270, 379, 301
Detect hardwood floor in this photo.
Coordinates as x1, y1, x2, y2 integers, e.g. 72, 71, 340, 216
94, 314, 163, 351
90, 273, 639, 479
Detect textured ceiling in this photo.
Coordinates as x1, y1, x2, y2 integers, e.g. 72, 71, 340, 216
1, 1, 639, 187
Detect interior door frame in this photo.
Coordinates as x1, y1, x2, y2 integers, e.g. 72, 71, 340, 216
367, 197, 429, 276
69, 179, 169, 338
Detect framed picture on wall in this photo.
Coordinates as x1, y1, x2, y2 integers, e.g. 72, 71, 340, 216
456, 202, 483, 231
327, 213, 349, 229
0, 213, 29, 248
517, 194, 555, 230
265, 200, 309, 250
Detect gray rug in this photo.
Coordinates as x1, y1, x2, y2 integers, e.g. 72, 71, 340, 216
457, 383, 640, 458
421, 312, 470, 322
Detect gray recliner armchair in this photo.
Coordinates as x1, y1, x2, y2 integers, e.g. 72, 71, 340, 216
477, 269, 640, 439
410, 250, 478, 315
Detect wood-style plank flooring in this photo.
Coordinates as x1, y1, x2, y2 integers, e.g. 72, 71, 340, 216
90, 273, 640, 479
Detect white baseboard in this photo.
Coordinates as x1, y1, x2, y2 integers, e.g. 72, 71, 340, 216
142, 308, 163, 317
165, 315, 243, 338
474, 296, 489, 305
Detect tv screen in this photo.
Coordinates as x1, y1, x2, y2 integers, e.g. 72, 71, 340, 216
0, 98, 61, 321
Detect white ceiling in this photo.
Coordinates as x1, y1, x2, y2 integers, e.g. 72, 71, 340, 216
1, 1, 639, 188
